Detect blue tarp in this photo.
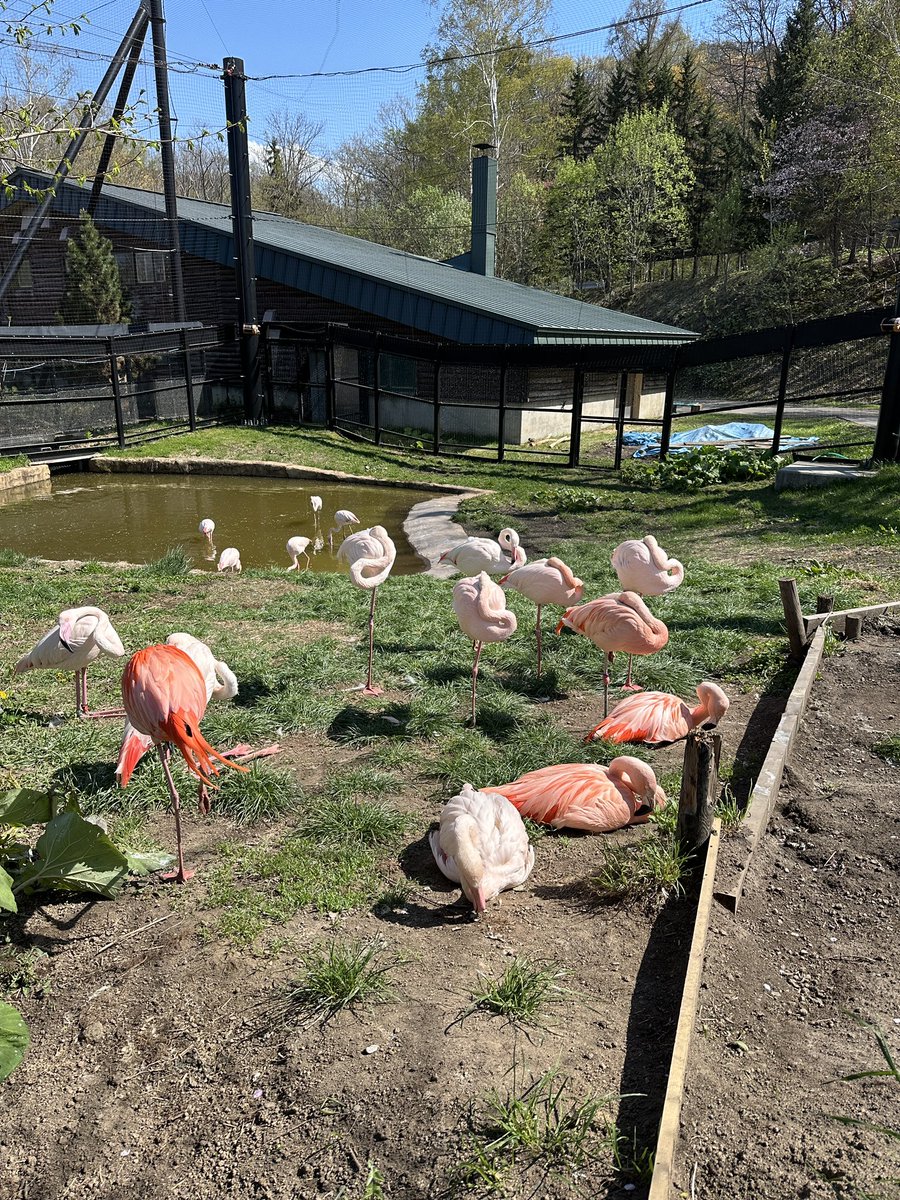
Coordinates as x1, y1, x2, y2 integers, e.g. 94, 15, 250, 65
623, 421, 819, 459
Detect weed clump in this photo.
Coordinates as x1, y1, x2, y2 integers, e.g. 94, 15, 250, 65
590, 834, 688, 903
274, 937, 399, 1025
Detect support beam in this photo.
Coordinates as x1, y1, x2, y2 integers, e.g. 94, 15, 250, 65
873, 301, 900, 462
148, 0, 186, 323
88, 13, 149, 216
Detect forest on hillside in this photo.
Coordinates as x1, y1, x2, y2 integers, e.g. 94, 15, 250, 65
3, 0, 899, 335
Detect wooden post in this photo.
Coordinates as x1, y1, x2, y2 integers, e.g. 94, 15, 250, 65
109, 338, 126, 448
779, 578, 808, 661
677, 731, 720, 893
816, 594, 834, 614
431, 360, 441, 455
569, 366, 584, 467
844, 614, 862, 641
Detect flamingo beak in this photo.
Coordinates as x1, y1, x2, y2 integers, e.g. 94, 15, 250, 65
471, 885, 487, 915
58, 622, 74, 652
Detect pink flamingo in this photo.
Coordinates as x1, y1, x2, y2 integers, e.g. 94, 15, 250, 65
15, 606, 126, 719
286, 536, 312, 570
217, 547, 242, 573
429, 783, 534, 915
120, 644, 248, 883
451, 572, 517, 725
586, 681, 729, 746
329, 509, 359, 548
611, 536, 683, 690
558, 591, 668, 716
337, 525, 396, 696
440, 528, 526, 575
199, 518, 215, 544
500, 556, 583, 677
490, 757, 666, 833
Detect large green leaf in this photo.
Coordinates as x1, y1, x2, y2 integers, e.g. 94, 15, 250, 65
0, 865, 15, 913
0, 788, 53, 828
13, 812, 129, 898
124, 849, 175, 876
0, 1002, 29, 1081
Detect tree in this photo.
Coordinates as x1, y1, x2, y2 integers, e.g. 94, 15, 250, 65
756, 0, 819, 131
173, 139, 230, 204
58, 210, 128, 325
598, 61, 630, 135
251, 110, 328, 219
557, 65, 597, 161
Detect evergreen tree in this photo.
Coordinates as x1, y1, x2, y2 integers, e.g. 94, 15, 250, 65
598, 61, 630, 136
58, 210, 128, 326
756, 0, 819, 132
558, 65, 598, 161
652, 63, 676, 107
626, 41, 654, 109
672, 49, 701, 142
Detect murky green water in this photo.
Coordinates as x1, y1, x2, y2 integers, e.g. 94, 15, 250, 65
0, 472, 434, 574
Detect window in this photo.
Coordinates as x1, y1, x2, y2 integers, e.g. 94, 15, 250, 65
12, 260, 33, 292
380, 353, 417, 397
134, 251, 168, 284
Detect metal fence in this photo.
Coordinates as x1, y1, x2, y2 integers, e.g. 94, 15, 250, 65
0, 325, 242, 460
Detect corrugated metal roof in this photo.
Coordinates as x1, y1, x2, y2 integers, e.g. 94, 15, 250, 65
6, 171, 697, 346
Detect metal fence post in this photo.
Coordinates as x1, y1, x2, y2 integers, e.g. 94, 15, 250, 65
569, 366, 584, 467
373, 335, 382, 445
181, 329, 197, 431
770, 327, 795, 455
497, 359, 508, 462
109, 337, 125, 448
432, 359, 442, 455
874, 308, 900, 461
613, 369, 628, 470
659, 353, 680, 461
261, 326, 275, 422
325, 332, 336, 430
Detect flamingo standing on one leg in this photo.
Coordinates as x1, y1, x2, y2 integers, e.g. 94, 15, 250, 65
310, 495, 322, 529
328, 509, 359, 549
451, 572, 517, 726
217, 547, 242, 573
611, 535, 684, 691
586, 681, 729, 746
500, 556, 583, 677
337, 525, 396, 696
15, 606, 126, 719
429, 783, 534, 916
557, 591, 668, 716
490, 757, 667, 833
440, 528, 526, 576
286, 536, 312, 571
119, 644, 248, 883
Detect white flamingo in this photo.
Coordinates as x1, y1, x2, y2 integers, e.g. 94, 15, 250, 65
286, 536, 312, 571
440, 528, 526, 576
310, 495, 322, 527
15, 606, 126, 718
217, 548, 242, 573
337, 525, 396, 696
500, 556, 584, 677
199, 518, 215, 544
451, 572, 517, 725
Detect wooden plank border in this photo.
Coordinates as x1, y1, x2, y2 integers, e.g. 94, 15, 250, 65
804, 599, 900, 634
714, 625, 827, 911
648, 819, 722, 1200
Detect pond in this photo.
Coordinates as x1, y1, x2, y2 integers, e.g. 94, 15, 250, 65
0, 472, 437, 574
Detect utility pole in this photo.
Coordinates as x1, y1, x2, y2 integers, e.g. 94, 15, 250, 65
148, 0, 186, 323
223, 56, 264, 424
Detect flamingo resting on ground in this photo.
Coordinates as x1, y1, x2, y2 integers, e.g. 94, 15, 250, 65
558, 591, 668, 716
199, 518, 215, 544
328, 509, 359, 548
491, 758, 666, 833
430, 783, 534, 916
120, 644, 248, 883
337, 525, 396, 696
587, 681, 730, 746
217, 547, 242, 573
500, 556, 584, 678
451, 572, 517, 726
440, 528, 526, 576
15, 606, 126, 719
611, 535, 683, 690
286, 536, 312, 571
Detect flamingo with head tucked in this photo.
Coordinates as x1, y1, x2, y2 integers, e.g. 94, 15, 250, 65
586, 681, 729, 746
217, 547, 242, 573
451, 572, 517, 725
337, 525, 396, 696
490, 757, 666, 833
286, 536, 312, 571
611, 536, 684, 691
15, 606, 126, 719
429, 783, 534, 915
558, 591, 668, 716
500, 556, 583, 677
440, 528, 526, 576
329, 509, 359, 548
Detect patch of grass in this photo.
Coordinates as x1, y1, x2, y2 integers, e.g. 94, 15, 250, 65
591, 834, 688, 903
373, 879, 415, 912
272, 937, 399, 1026
611, 1125, 655, 1184
143, 545, 192, 576
0, 946, 52, 1000
0, 454, 29, 472
464, 957, 569, 1028
212, 764, 302, 824
300, 794, 409, 848
0, 549, 28, 566
872, 735, 900, 766
716, 783, 744, 832
362, 1160, 387, 1200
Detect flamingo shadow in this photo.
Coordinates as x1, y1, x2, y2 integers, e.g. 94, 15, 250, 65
327, 703, 412, 744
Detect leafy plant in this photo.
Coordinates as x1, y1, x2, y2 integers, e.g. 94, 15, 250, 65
872, 736, 900, 767
623, 446, 784, 492
545, 486, 602, 513
830, 1022, 900, 1145
0, 1001, 29, 1081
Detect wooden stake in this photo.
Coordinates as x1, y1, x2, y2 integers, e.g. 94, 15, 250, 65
815, 595, 834, 614
677, 731, 720, 893
844, 614, 862, 641
779, 578, 808, 661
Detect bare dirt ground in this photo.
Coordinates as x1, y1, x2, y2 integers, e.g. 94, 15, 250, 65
674, 624, 900, 1200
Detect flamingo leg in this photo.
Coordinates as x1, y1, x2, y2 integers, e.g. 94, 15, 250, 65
362, 587, 383, 697
470, 641, 484, 726
158, 745, 194, 884
621, 653, 642, 692
77, 669, 125, 720
603, 652, 613, 717
74, 670, 84, 717
535, 604, 543, 679
303, 550, 311, 570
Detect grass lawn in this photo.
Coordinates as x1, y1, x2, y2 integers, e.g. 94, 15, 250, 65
1, 423, 899, 1196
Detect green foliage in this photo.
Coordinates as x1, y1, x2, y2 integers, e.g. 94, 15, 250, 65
622, 447, 783, 492
0, 455, 28, 473
58, 210, 129, 326
871, 736, 900, 766
464, 957, 570, 1027
273, 937, 399, 1026
300, 794, 409, 849
590, 834, 688, 903
0, 1001, 29, 1082
545, 486, 602, 513
143, 545, 193, 576
756, 0, 820, 133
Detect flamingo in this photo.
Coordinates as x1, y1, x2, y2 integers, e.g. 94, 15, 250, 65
429, 783, 534, 916
310, 495, 322, 526
15, 606, 126, 719
286, 536, 312, 571
611, 535, 684, 690
337, 525, 396, 696
586, 681, 730, 746
328, 509, 359, 548
119, 644, 248, 883
451, 572, 517, 726
500, 557, 584, 677
440, 528, 526, 576
116, 632, 240, 784
199, 518, 215, 544
217, 547, 242, 573
558, 592, 668, 716
490, 758, 666, 833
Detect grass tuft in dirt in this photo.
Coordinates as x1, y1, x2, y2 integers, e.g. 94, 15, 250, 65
212, 764, 302, 824
274, 937, 399, 1026
143, 545, 193, 576
871, 735, 900, 766
590, 834, 688, 903
463, 957, 569, 1028
300, 794, 409, 848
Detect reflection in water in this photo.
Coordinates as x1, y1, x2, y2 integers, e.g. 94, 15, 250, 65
0, 472, 432, 574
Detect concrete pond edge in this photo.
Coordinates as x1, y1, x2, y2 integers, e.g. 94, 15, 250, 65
0, 464, 50, 494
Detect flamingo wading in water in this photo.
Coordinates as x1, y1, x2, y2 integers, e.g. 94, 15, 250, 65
500, 556, 583, 678
310, 495, 322, 527
15, 606, 126, 719
286, 536, 312, 571
586, 681, 730, 746
440, 528, 526, 576
611, 535, 684, 690
430, 783, 534, 916
329, 509, 359, 548
451, 572, 517, 726
199, 518, 215, 544
120, 644, 248, 883
558, 591, 668, 716
491, 758, 666, 833
337, 525, 396, 696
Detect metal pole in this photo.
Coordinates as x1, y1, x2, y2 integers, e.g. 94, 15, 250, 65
569, 366, 584, 467
0, 2, 150, 306
432, 360, 442, 455
613, 369, 628, 470
222, 56, 263, 424
372, 336, 382, 445
262, 326, 275, 422
659, 352, 680, 461
325, 332, 336, 429
88, 14, 149, 216
873, 299, 900, 462
148, 0, 186, 323
181, 330, 196, 431
109, 338, 126, 448
497, 359, 508, 462
770, 327, 795, 455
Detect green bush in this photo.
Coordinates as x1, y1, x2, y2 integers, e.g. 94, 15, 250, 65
622, 446, 784, 492
544, 486, 602, 513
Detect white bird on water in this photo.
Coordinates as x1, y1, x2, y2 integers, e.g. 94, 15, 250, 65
328, 509, 359, 548
440, 528, 526, 576
199, 518, 215, 543
310, 495, 322, 525
286, 536, 312, 571
217, 548, 242, 573
15, 606, 126, 719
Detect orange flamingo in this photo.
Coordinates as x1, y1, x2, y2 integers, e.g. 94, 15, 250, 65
500, 556, 583, 677
451, 572, 517, 726
587, 681, 730, 746
610, 535, 683, 689
120, 644, 247, 883
490, 757, 666, 833
558, 591, 668, 715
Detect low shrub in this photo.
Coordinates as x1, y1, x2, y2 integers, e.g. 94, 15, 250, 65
622, 446, 784, 491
